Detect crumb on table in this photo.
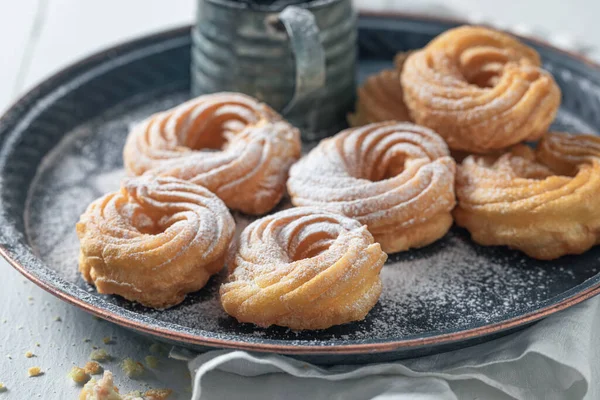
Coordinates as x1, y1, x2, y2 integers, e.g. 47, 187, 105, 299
148, 344, 166, 355
84, 361, 103, 375
144, 356, 159, 369
144, 388, 173, 400
0, 382, 6, 392
28, 367, 43, 377
122, 391, 143, 400
79, 371, 121, 400
25, 351, 34, 358
90, 349, 110, 362
121, 358, 144, 379
69, 366, 91, 384
102, 336, 115, 344
79, 369, 172, 400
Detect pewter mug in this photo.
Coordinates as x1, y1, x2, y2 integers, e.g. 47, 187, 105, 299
192, 0, 357, 140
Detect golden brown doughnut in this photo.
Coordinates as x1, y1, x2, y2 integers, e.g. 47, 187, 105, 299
123, 93, 301, 215
220, 207, 386, 330
455, 132, 600, 260
77, 175, 235, 308
287, 122, 456, 253
401, 26, 561, 153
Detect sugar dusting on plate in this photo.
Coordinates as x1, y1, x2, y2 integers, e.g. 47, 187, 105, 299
22, 90, 598, 344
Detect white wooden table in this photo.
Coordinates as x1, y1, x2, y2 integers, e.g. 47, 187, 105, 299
1, 1, 599, 398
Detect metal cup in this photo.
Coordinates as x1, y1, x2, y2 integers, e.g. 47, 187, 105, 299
192, 0, 357, 140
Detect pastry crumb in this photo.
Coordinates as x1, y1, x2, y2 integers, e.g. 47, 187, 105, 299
84, 361, 103, 375
102, 337, 113, 345
0, 382, 6, 392
69, 366, 90, 384
121, 358, 144, 378
122, 391, 143, 400
79, 371, 121, 400
144, 356, 159, 369
144, 388, 172, 400
28, 367, 43, 377
35, 343, 40, 347
83, 338, 91, 343
54, 316, 62, 322
25, 351, 34, 358
90, 349, 110, 362
148, 344, 166, 355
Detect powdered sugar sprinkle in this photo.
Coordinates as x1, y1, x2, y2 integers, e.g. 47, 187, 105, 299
21, 90, 600, 344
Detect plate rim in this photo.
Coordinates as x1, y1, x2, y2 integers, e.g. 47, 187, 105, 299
1, 11, 600, 355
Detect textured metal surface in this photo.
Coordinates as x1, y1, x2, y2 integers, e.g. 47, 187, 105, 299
2, 15, 600, 364
278, 6, 326, 115
191, 0, 356, 139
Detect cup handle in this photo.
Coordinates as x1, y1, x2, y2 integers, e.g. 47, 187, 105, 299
277, 6, 326, 115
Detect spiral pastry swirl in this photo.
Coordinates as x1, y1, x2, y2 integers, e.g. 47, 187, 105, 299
348, 52, 412, 127
287, 122, 456, 253
455, 133, 600, 260
220, 207, 386, 330
537, 131, 600, 175
123, 93, 301, 215
76, 175, 235, 308
401, 26, 561, 153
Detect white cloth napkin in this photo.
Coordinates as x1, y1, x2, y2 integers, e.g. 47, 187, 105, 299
173, 295, 600, 400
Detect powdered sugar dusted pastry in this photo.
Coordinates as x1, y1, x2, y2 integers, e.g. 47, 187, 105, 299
76, 175, 235, 309
287, 122, 456, 253
401, 26, 561, 153
123, 93, 301, 215
455, 133, 600, 260
220, 207, 386, 330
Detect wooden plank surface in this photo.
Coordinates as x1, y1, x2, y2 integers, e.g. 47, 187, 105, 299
21, 0, 196, 93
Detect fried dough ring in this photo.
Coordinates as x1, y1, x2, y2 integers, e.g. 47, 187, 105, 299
401, 26, 561, 153
220, 207, 386, 330
77, 175, 235, 308
123, 93, 301, 215
287, 122, 456, 253
455, 133, 600, 260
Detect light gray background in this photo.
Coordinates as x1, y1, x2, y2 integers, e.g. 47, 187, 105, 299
1, 1, 600, 398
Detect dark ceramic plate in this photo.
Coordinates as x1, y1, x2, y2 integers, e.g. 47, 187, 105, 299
2, 13, 600, 365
